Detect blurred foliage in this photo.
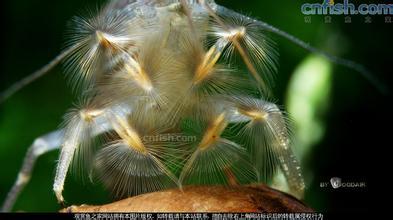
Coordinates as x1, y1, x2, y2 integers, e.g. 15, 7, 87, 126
1, 0, 391, 212
286, 55, 333, 210
287, 55, 332, 161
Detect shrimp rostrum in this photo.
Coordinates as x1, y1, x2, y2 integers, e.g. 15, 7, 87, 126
2, 0, 308, 211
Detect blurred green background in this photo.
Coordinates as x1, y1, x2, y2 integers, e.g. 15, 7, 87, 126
1, 0, 391, 213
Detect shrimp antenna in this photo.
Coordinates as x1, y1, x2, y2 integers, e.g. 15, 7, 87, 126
215, 5, 389, 95
0, 43, 81, 104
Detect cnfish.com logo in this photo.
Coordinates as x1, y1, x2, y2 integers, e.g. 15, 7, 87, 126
301, 0, 393, 15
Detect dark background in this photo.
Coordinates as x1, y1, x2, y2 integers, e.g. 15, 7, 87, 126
1, 0, 391, 213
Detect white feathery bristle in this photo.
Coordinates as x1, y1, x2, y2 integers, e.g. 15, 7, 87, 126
93, 107, 185, 198
223, 96, 305, 194
61, 97, 106, 179
63, 5, 156, 91
209, 12, 279, 91
179, 112, 257, 185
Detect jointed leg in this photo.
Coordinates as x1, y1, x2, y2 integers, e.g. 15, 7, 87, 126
1, 130, 63, 212
53, 107, 114, 204
53, 141, 77, 205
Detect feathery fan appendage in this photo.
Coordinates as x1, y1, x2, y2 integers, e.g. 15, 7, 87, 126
206, 5, 279, 95
222, 96, 305, 195
57, 0, 304, 200
61, 98, 108, 180
94, 141, 179, 198
179, 139, 257, 185
178, 112, 257, 185
63, 2, 160, 92
92, 108, 186, 198
209, 13, 279, 74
